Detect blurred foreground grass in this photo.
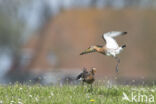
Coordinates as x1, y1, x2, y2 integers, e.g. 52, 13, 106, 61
0, 84, 155, 104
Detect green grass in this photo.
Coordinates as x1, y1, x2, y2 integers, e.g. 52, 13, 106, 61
0, 83, 155, 104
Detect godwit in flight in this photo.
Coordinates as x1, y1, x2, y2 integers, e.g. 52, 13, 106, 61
80, 31, 127, 72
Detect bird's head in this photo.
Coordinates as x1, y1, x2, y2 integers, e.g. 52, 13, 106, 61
91, 67, 96, 75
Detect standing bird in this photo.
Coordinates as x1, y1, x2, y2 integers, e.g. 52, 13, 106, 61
80, 31, 127, 72
76, 67, 96, 89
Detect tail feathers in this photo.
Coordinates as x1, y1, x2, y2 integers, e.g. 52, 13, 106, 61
76, 73, 82, 80
122, 44, 126, 48
77, 68, 88, 80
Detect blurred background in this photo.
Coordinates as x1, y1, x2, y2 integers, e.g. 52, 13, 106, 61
0, 0, 156, 85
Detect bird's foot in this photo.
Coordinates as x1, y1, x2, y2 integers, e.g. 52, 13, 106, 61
116, 64, 119, 72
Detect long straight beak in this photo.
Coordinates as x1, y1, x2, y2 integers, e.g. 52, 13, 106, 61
80, 48, 96, 55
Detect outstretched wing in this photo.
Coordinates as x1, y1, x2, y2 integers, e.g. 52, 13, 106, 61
103, 31, 127, 38
102, 31, 127, 49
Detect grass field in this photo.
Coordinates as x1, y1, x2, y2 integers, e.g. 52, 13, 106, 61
0, 83, 155, 104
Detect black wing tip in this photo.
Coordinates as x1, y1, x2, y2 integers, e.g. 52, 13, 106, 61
122, 44, 126, 48
123, 32, 127, 35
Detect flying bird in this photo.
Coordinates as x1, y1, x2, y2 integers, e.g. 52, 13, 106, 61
80, 31, 127, 72
76, 67, 96, 89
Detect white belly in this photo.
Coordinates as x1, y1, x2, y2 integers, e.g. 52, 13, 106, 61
106, 48, 123, 57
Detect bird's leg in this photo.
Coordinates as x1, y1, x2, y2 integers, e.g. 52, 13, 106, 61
115, 57, 120, 72
89, 84, 93, 92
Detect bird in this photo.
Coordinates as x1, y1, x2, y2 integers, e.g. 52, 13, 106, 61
76, 67, 96, 89
80, 31, 127, 72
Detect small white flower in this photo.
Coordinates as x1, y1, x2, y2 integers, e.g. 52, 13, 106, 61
29, 95, 32, 97
19, 88, 23, 90
10, 101, 14, 103
50, 92, 54, 96
151, 89, 155, 92
18, 101, 23, 104
35, 97, 39, 102
0, 100, 3, 104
